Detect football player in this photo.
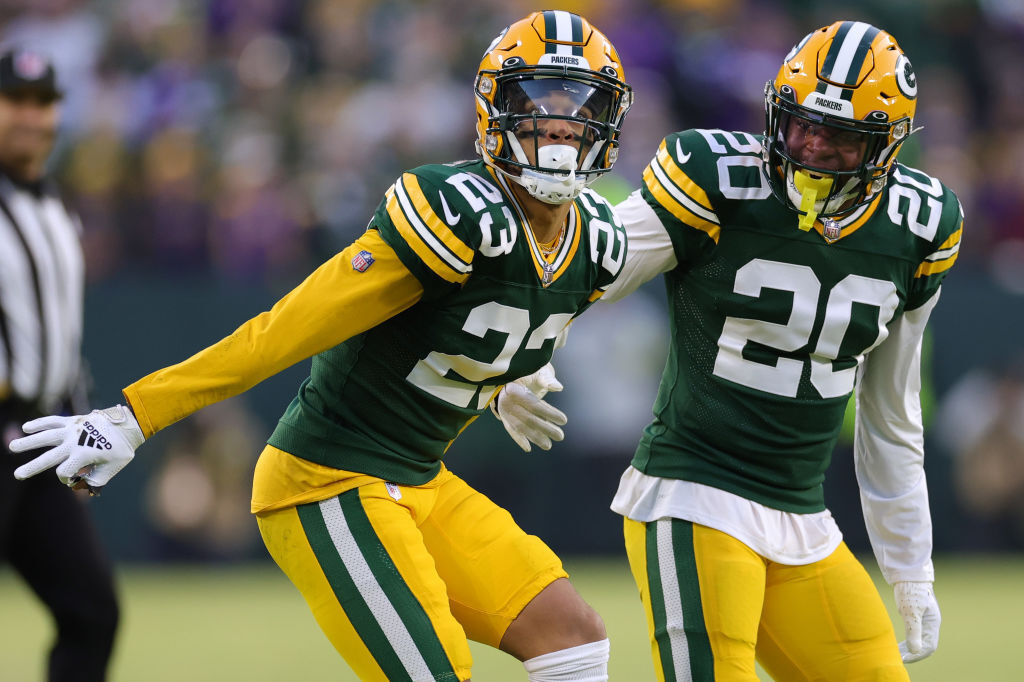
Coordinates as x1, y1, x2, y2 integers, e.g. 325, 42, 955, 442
502, 20, 961, 681
7, 11, 633, 682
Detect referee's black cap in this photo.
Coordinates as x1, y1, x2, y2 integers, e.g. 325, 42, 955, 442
0, 49, 61, 100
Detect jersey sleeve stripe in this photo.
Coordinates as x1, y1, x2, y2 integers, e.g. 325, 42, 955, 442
386, 187, 470, 284
915, 225, 962, 277
643, 164, 722, 243
400, 173, 475, 264
928, 225, 962, 258
587, 289, 605, 303
395, 175, 472, 273
654, 142, 717, 219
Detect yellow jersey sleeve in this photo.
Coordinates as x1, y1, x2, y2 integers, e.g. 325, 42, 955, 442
123, 230, 423, 437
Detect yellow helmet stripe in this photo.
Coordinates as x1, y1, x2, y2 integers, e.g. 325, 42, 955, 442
643, 163, 721, 244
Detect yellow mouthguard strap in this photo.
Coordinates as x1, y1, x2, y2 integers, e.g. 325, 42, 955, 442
792, 171, 834, 231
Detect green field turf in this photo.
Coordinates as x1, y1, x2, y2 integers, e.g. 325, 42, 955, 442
1, 556, 1021, 680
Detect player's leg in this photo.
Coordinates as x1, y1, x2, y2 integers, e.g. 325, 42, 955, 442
623, 517, 766, 682
755, 542, 908, 681
8, 469, 119, 682
258, 481, 472, 682
418, 469, 609, 681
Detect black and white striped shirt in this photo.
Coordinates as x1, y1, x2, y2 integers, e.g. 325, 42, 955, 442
0, 174, 84, 413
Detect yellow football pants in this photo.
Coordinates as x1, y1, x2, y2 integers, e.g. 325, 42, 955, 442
257, 468, 567, 681
624, 518, 908, 682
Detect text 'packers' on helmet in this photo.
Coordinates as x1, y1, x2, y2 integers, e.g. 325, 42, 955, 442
474, 10, 633, 204
762, 21, 918, 224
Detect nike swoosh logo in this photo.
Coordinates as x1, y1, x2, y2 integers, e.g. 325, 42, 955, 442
675, 139, 691, 164
438, 192, 461, 226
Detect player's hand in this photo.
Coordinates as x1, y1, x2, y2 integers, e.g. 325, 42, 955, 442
492, 363, 567, 452
894, 580, 940, 663
9, 405, 144, 494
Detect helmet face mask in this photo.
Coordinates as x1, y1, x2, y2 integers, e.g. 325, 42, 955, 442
762, 21, 918, 222
501, 76, 613, 168
475, 11, 632, 204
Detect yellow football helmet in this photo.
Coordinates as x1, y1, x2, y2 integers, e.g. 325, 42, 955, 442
474, 10, 632, 204
763, 21, 918, 222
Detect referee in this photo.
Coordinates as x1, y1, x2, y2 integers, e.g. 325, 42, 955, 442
0, 49, 119, 681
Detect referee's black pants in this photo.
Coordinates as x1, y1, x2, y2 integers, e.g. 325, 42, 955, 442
2, 412, 119, 682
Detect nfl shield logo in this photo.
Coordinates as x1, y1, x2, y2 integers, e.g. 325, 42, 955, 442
351, 250, 374, 272
823, 220, 841, 242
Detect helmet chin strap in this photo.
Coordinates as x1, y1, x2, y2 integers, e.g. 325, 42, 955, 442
504, 136, 588, 204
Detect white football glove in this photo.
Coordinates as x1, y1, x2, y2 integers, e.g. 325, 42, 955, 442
9, 405, 144, 495
894, 580, 941, 663
491, 363, 567, 452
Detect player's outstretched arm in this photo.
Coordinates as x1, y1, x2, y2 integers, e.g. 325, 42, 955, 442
491, 363, 567, 452
9, 405, 144, 495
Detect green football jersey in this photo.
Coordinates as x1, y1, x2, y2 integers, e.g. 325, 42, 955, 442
633, 128, 963, 513
269, 160, 626, 484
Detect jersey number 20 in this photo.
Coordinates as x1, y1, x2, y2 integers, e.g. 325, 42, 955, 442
713, 259, 898, 398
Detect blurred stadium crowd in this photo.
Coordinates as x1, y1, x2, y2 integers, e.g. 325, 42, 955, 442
4, 0, 1024, 559
5, 0, 1024, 284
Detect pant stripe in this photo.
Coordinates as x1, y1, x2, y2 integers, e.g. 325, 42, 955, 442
647, 519, 714, 682
670, 521, 713, 680
297, 491, 456, 681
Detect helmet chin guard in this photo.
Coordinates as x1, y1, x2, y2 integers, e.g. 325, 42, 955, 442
513, 144, 586, 204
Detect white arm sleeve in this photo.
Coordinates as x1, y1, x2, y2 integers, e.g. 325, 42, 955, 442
603, 190, 677, 303
855, 289, 941, 585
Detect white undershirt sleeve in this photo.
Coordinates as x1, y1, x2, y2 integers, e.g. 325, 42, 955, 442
855, 288, 941, 584
603, 190, 678, 303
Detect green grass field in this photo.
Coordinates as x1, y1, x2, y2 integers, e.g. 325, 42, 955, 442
1, 556, 1021, 681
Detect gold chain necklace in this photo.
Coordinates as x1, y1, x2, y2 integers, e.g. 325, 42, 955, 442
537, 224, 567, 258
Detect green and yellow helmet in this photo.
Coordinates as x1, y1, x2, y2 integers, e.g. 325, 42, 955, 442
474, 10, 633, 204
763, 21, 918, 222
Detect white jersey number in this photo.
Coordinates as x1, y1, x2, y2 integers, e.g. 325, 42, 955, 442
713, 259, 898, 398
406, 302, 573, 408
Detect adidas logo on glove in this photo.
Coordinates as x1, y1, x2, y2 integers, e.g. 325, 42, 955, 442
77, 420, 114, 450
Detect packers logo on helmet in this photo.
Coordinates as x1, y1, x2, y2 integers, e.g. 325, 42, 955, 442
474, 10, 633, 204
762, 21, 918, 224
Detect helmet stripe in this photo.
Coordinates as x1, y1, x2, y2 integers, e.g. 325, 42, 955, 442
818, 21, 854, 82
543, 10, 558, 51
570, 12, 584, 56
815, 21, 878, 102
841, 24, 880, 100
544, 10, 585, 56
553, 10, 573, 55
